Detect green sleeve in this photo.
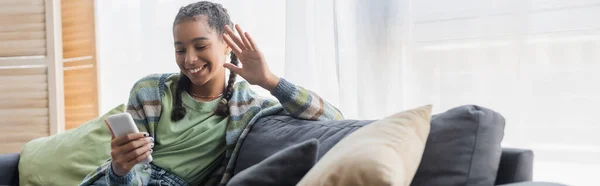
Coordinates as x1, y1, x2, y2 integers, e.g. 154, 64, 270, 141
271, 78, 344, 120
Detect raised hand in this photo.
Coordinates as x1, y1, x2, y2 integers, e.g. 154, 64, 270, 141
223, 24, 280, 92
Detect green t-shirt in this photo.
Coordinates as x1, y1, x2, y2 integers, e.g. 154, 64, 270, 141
151, 79, 228, 185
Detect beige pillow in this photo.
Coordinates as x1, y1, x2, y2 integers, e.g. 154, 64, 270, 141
297, 105, 432, 186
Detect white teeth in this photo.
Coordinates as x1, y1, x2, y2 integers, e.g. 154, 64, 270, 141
188, 66, 203, 74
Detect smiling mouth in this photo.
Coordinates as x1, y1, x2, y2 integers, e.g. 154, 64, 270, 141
188, 64, 208, 74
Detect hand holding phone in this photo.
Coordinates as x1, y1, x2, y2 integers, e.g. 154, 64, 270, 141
105, 113, 154, 176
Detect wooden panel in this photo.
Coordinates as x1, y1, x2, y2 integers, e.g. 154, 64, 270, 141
0, 74, 47, 83
61, 0, 95, 58
0, 67, 46, 75
62, 22, 90, 33
0, 108, 48, 117
62, 24, 93, 58
63, 96, 95, 105
0, 23, 45, 32
0, 58, 45, 66
0, 31, 45, 41
65, 111, 97, 121
63, 39, 92, 53
62, 8, 92, 25
0, 14, 45, 24
0, 84, 47, 93
63, 48, 92, 59
0, 4, 45, 15
64, 96, 96, 106
64, 69, 95, 78
63, 58, 93, 67
63, 66, 97, 129
63, 38, 91, 48
0, 116, 49, 125
0, 99, 48, 109
0, 0, 44, 6
0, 39, 45, 48
63, 87, 94, 96
0, 112, 48, 154
62, 31, 89, 42
1, 92, 48, 99
65, 104, 96, 111
61, 0, 89, 6
0, 132, 48, 143
61, 0, 98, 130
64, 80, 93, 90
0, 143, 28, 154
0, 47, 46, 57
0, 0, 50, 153
0, 121, 48, 133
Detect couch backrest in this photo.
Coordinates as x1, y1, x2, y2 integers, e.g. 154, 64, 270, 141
233, 116, 374, 175
234, 105, 505, 186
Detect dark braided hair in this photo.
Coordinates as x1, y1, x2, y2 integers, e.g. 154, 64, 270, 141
171, 1, 239, 122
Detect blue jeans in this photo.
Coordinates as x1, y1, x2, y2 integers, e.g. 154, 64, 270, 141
90, 163, 190, 186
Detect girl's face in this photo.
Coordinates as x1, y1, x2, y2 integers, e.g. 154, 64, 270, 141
173, 16, 229, 86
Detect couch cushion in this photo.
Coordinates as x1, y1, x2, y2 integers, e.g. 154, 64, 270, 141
410, 105, 505, 186
228, 139, 319, 186
297, 105, 432, 186
18, 104, 124, 186
233, 116, 374, 174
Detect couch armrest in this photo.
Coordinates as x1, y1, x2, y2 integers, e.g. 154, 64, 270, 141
495, 148, 534, 185
0, 153, 20, 186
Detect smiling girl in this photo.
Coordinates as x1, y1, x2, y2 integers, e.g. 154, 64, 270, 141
80, 1, 343, 186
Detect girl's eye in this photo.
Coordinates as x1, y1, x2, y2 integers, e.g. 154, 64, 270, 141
195, 45, 207, 50
175, 49, 185, 54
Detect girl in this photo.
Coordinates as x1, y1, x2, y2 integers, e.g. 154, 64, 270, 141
80, 1, 343, 186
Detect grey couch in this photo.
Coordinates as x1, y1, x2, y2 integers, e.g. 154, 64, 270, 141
0, 105, 566, 186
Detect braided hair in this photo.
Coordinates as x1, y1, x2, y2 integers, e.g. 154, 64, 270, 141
171, 1, 239, 121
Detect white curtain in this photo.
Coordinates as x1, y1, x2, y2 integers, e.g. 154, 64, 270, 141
95, 0, 599, 185
403, 1, 600, 185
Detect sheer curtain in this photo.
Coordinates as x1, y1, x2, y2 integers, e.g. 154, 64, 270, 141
403, 1, 599, 185
289, 0, 599, 185
95, 0, 598, 185
284, 0, 405, 119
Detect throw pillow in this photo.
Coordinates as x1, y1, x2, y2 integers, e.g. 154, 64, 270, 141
410, 105, 505, 186
19, 104, 125, 186
227, 139, 319, 186
297, 105, 432, 186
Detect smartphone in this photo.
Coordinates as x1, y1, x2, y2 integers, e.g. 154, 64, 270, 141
106, 113, 153, 164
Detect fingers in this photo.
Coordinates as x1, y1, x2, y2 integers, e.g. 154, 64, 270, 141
223, 34, 242, 56
223, 63, 243, 74
120, 137, 153, 153
123, 142, 153, 162
244, 32, 260, 52
112, 132, 149, 147
105, 120, 115, 139
124, 150, 152, 170
111, 137, 153, 159
133, 150, 152, 164
235, 24, 253, 51
224, 25, 246, 50
111, 148, 151, 176
109, 133, 153, 176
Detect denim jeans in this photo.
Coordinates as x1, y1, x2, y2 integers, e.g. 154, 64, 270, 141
90, 163, 190, 186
